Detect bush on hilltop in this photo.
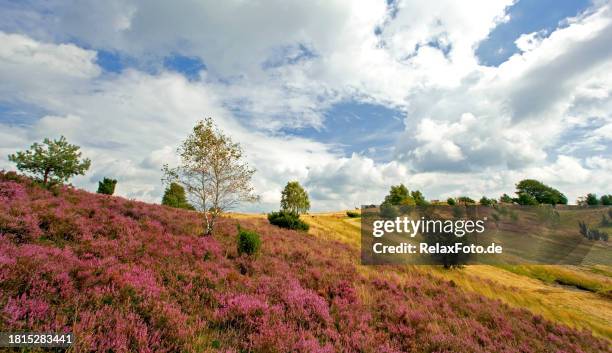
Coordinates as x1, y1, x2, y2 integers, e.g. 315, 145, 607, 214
267, 210, 309, 231
346, 210, 360, 218
97, 177, 117, 195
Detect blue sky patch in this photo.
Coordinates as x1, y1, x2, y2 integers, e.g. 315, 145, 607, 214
96, 50, 125, 73
163, 54, 207, 80
476, 0, 592, 66
0, 103, 49, 126
282, 101, 405, 161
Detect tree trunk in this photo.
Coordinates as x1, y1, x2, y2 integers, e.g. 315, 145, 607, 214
203, 212, 215, 236
43, 168, 50, 185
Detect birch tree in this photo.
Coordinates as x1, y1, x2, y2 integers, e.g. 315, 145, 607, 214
163, 118, 259, 235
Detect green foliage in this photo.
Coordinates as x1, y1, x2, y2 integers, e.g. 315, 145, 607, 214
410, 190, 428, 206
479, 196, 495, 206
382, 184, 428, 206
162, 182, 195, 210
456, 196, 475, 205
600, 194, 612, 206
97, 177, 117, 195
515, 179, 567, 205
346, 210, 360, 218
516, 192, 538, 205
8, 136, 91, 186
585, 193, 599, 205
446, 198, 456, 206
280, 181, 310, 214
500, 193, 513, 203
267, 211, 309, 231
237, 227, 261, 256
383, 184, 411, 205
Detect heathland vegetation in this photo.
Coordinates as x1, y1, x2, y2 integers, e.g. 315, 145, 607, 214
2, 120, 611, 351
1, 172, 610, 352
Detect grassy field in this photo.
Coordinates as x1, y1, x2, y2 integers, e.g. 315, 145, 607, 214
286, 211, 612, 339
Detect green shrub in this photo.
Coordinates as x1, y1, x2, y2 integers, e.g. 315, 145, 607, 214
456, 196, 475, 205
516, 192, 538, 205
479, 196, 495, 206
267, 211, 309, 231
346, 210, 360, 218
237, 228, 261, 255
97, 177, 117, 195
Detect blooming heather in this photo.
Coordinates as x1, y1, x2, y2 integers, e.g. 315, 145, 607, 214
0, 171, 609, 352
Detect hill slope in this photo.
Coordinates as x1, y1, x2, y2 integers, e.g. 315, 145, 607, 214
0, 172, 609, 352
303, 212, 612, 339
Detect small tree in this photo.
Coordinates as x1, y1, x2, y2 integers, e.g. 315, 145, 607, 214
456, 196, 475, 205
479, 196, 494, 206
163, 118, 259, 235
500, 193, 513, 203
8, 136, 91, 186
162, 182, 194, 210
410, 190, 428, 206
585, 193, 599, 205
383, 184, 414, 205
446, 197, 456, 206
280, 181, 310, 214
97, 177, 117, 195
601, 194, 612, 206
515, 179, 567, 205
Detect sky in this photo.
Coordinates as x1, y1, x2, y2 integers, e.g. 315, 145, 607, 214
0, 0, 611, 211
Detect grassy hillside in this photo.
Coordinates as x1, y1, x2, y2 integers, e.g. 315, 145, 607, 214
1, 172, 610, 352
302, 211, 612, 339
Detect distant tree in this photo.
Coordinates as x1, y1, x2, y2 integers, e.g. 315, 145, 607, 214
446, 197, 456, 206
280, 181, 310, 214
383, 184, 412, 205
162, 182, 194, 210
479, 196, 494, 206
8, 136, 91, 186
600, 194, 612, 206
500, 194, 513, 203
515, 179, 567, 205
163, 118, 259, 235
410, 190, 428, 206
585, 193, 599, 206
97, 177, 117, 195
516, 192, 538, 205
456, 196, 475, 205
